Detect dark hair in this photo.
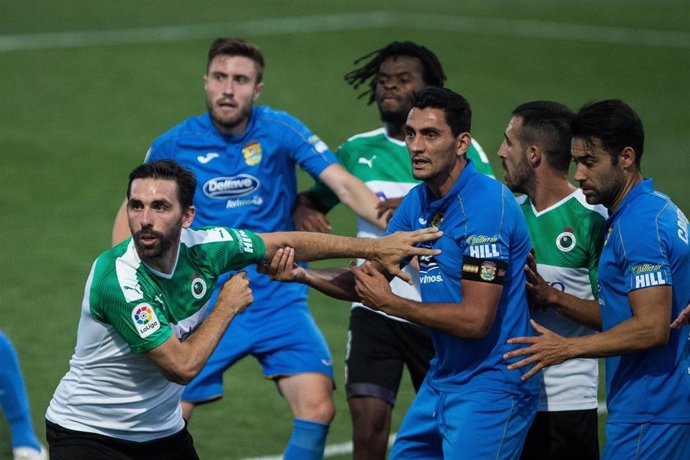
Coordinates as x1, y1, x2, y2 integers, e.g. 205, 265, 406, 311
127, 160, 197, 209
512, 101, 575, 172
572, 99, 644, 167
344, 41, 446, 105
207, 37, 265, 82
411, 87, 471, 137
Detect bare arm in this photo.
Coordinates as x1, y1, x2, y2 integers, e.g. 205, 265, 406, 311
257, 228, 441, 284
144, 273, 253, 384
318, 164, 389, 230
505, 285, 672, 380
353, 261, 503, 338
525, 253, 602, 330
112, 199, 130, 245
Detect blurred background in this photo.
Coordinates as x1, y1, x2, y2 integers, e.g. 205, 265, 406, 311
1, 1, 688, 458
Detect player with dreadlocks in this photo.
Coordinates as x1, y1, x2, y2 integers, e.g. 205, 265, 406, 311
292, 41, 494, 459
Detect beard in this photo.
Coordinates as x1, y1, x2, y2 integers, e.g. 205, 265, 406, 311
379, 106, 410, 127
132, 226, 179, 260
206, 97, 252, 133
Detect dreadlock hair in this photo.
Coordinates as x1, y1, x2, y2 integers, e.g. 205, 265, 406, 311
344, 41, 446, 105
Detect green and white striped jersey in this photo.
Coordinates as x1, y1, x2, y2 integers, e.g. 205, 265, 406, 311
519, 189, 607, 411
46, 227, 265, 441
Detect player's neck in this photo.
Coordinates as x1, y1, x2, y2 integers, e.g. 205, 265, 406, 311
140, 241, 181, 275
386, 122, 406, 141
528, 172, 575, 212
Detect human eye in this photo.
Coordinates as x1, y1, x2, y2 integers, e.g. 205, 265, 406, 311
235, 75, 249, 84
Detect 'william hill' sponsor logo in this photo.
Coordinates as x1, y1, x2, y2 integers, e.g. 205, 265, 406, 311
631, 263, 667, 289
203, 175, 260, 199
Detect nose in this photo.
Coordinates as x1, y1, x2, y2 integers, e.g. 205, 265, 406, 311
573, 163, 585, 182
139, 207, 154, 227
221, 79, 234, 95
497, 141, 508, 159
407, 134, 423, 153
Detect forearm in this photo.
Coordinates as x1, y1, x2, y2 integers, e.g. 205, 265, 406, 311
376, 298, 494, 338
263, 232, 378, 263
320, 164, 387, 230
150, 303, 242, 385
564, 315, 669, 360
548, 291, 602, 331
301, 267, 359, 301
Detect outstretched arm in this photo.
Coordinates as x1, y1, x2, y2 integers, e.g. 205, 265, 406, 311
318, 164, 390, 230
505, 285, 672, 380
257, 228, 441, 284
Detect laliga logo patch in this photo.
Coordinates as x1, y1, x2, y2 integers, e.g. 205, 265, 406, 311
132, 303, 161, 338
242, 141, 262, 166
191, 276, 207, 299
480, 260, 498, 282
556, 228, 576, 252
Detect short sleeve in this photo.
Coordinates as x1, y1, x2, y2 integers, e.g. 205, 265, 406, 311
618, 217, 673, 293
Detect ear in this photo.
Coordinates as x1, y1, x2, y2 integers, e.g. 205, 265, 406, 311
526, 145, 541, 168
455, 132, 472, 158
182, 206, 196, 229
203, 74, 208, 91
252, 81, 264, 102
618, 146, 637, 169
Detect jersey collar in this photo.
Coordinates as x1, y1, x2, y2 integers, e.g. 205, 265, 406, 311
608, 178, 654, 221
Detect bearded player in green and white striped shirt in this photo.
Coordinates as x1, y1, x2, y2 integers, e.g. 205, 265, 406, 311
44, 160, 441, 460
498, 101, 607, 460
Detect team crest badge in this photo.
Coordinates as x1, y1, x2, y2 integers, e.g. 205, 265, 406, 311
430, 212, 445, 228
480, 261, 497, 282
556, 228, 576, 252
191, 275, 207, 299
242, 141, 262, 166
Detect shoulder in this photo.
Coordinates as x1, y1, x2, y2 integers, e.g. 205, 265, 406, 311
150, 114, 218, 153
89, 243, 143, 316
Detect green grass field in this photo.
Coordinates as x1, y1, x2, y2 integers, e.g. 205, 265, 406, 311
1, 1, 689, 458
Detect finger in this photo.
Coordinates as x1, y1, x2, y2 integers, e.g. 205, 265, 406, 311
387, 266, 412, 284
505, 336, 537, 346
520, 362, 545, 380
506, 354, 539, 371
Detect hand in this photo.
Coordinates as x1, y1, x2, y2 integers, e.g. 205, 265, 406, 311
525, 252, 555, 310
374, 228, 442, 284
257, 247, 305, 282
670, 302, 690, 329
216, 271, 253, 315
292, 193, 331, 233
503, 320, 572, 380
376, 197, 403, 222
352, 261, 395, 312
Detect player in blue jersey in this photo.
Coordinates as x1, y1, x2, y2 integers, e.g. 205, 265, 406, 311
262, 87, 539, 459
0, 332, 47, 460
505, 100, 690, 460
111, 38, 390, 459
292, 41, 493, 460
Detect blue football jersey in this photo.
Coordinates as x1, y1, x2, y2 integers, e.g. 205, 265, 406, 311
598, 179, 690, 423
145, 106, 338, 313
386, 161, 538, 395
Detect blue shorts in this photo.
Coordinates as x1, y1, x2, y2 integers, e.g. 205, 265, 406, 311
390, 380, 537, 459
181, 293, 333, 403
603, 421, 690, 460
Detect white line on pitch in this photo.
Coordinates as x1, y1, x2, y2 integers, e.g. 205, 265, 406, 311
1, 11, 689, 53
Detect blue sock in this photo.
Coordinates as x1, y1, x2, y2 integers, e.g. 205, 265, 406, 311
283, 418, 330, 460
0, 331, 41, 451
